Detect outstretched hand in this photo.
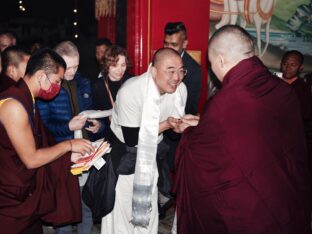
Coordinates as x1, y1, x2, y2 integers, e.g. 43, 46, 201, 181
182, 114, 200, 126
71, 152, 83, 163
172, 114, 200, 133
69, 138, 94, 155
68, 114, 87, 131
167, 117, 182, 129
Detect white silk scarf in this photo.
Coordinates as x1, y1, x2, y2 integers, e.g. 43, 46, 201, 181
131, 67, 160, 227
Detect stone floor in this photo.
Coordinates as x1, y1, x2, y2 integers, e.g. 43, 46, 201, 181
43, 207, 175, 234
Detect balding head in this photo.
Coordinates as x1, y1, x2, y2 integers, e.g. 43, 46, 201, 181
152, 47, 181, 67
151, 48, 184, 94
208, 25, 255, 81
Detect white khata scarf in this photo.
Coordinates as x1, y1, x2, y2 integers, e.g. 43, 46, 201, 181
130, 67, 160, 227
131, 66, 184, 227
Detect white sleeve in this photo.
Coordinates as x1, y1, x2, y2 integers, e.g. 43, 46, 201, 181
115, 86, 142, 127
180, 82, 187, 113
171, 82, 187, 118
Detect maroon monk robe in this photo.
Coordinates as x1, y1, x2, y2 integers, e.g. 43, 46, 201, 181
174, 56, 312, 234
0, 73, 17, 92
0, 79, 81, 234
291, 77, 312, 122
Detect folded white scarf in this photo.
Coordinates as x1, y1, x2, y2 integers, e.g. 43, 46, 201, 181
74, 109, 112, 139
130, 67, 160, 227
131, 66, 184, 227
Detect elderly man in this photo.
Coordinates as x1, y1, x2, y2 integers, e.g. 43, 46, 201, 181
174, 25, 312, 233
0, 48, 93, 233
100, 48, 190, 233
0, 46, 30, 92
37, 41, 102, 234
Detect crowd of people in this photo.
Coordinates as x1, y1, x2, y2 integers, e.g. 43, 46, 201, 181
0, 22, 312, 234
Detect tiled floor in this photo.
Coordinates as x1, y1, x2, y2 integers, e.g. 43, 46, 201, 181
43, 207, 175, 234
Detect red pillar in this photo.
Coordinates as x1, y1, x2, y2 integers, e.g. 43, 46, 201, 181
97, 16, 116, 43
126, 0, 210, 112
99, 0, 210, 112
126, 0, 150, 75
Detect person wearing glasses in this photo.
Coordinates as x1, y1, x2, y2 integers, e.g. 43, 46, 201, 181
164, 21, 202, 115
157, 21, 203, 219
100, 48, 197, 233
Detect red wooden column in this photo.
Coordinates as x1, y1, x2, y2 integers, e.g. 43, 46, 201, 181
126, 0, 151, 75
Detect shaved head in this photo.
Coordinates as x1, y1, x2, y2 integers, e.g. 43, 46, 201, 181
151, 48, 184, 94
208, 25, 255, 81
152, 48, 181, 68
209, 25, 254, 64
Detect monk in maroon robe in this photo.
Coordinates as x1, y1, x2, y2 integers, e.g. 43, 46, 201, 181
0, 73, 17, 92
174, 25, 312, 234
0, 48, 93, 233
0, 45, 30, 92
280, 50, 312, 171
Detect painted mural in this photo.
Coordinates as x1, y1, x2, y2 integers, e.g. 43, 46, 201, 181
210, 0, 312, 71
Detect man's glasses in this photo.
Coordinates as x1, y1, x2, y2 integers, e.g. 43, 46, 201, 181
162, 68, 187, 78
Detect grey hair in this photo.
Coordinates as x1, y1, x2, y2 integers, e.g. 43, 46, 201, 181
54, 41, 79, 58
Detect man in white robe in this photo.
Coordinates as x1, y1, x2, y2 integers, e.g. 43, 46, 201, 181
101, 48, 189, 234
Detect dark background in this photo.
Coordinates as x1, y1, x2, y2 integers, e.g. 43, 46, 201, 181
0, 0, 129, 79
0, 0, 97, 46
0, 0, 99, 79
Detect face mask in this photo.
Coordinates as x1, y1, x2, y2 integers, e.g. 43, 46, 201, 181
38, 77, 61, 100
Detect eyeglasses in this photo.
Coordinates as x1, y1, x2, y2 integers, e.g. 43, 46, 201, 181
161, 68, 187, 78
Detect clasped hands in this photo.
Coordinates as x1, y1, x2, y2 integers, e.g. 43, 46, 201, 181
167, 114, 200, 133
